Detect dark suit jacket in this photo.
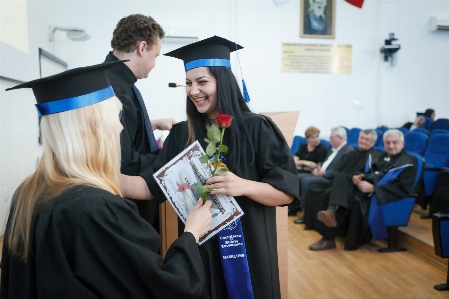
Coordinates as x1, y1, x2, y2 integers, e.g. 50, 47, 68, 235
323, 143, 355, 180
104, 52, 159, 228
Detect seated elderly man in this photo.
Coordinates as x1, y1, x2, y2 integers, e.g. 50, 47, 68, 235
310, 129, 417, 251
302, 129, 379, 238
294, 127, 354, 224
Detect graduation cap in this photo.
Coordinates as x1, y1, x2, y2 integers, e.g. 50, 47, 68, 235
416, 112, 426, 118
164, 35, 250, 102
6, 60, 127, 116
164, 35, 242, 72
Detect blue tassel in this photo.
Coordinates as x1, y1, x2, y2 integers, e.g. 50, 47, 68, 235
242, 79, 250, 103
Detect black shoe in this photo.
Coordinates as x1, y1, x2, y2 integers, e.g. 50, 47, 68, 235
294, 217, 305, 224
288, 210, 297, 216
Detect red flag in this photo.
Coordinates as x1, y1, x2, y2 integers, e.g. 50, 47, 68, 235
346, 0, 364, 8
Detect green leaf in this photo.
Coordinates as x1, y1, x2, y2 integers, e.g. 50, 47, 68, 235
194, 184, 210, 203
206, 142, 216, 156
207, 124, 221, 143
212, 154, 220, 164
204, 138, 211, 144
199, 155, 210, 163
217, 144, 228, 153
215, 167, 229, 175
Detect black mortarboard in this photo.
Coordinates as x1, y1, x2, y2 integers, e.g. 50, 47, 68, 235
6, 60, 127, 115
416, 112, 426, 118
164, 35, 243, 72
164, 35, 251, 103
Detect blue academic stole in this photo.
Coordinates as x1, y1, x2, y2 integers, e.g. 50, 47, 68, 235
366, 163, 410, 240
217, 218, 254, 299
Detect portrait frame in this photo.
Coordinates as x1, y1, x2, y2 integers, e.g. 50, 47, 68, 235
300, 0, 335, 39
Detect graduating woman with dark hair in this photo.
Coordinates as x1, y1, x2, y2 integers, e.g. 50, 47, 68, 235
152, 36, 299, 299
1, 61, 212, 299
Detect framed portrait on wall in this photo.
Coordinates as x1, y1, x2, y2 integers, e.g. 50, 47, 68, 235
300, 0, 335, 39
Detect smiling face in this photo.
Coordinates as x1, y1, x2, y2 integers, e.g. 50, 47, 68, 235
185, 67, 218, 119
357, 132, 376, 151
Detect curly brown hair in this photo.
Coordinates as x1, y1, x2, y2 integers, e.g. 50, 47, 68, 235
111, 14, 165, 53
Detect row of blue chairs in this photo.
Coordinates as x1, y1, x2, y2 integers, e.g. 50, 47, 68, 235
291, 129, 449, 223
290, 132, 426, 252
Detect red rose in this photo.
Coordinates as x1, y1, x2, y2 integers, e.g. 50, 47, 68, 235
217, 114, 233, 128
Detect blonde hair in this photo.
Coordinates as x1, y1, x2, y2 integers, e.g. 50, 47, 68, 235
7, 97, 123, 261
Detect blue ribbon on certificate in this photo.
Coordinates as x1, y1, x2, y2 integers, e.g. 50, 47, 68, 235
217, 219, 254, 299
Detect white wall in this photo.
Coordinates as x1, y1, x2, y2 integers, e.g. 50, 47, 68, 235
1, 0, 448, 232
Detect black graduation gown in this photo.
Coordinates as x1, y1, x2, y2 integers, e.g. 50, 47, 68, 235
304, 148, 378, 230
104, 52, 159, 229
151, 111, 299, 299
294, 143, 328, 173
317, 150, 417, 250
1, 185, 204, 299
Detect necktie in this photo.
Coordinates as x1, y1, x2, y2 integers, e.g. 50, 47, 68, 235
132, 85, 158, 153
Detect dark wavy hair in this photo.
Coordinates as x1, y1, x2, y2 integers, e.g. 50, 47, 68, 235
111, 14, 165, 52
186, 67, 253, 171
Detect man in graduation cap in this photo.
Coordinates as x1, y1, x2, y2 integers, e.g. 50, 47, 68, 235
103, 14, 176, 229
2, 61, 212, 298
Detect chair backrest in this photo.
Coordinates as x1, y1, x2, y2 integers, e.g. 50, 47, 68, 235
320, 139, 332, 150
432, 214, 449, 258
413, 127, 430, 136
290, 135, 307, 156
404, 131, 428, 156
423, 116, 432, 131
374, 128, 384, 149
423, 134, 449, 196
397, 127, 410, 135
347, 127, 361, 148
431, 118, 449, 131
378, 126, 389, 133
382, 152, 424, 226
430, 129, 449, 136
340, 126, 349, 136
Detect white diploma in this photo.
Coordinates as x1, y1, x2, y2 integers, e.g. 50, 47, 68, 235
153, 141, 244, 244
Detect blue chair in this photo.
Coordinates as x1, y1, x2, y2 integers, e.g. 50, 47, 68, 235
431, 129, 449, 136
375, 152, 424, 252
413, 127, 430, 136
290, 135, 307, 156
432, 214, 449, 291
320, 139, 331, 150
431, 118, 449, 131
373, 128, 384, 151
397, 127, 410, 135
378, 126, 389, 133
347, 127, 361, 148
423, 116, 432, 131
404, 131, 428, 156
421, 134, 449, 214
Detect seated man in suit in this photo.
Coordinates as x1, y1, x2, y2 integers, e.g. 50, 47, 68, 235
302, 129, 379, 237
311, 129, 417, 251
294, 127, 354, 224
